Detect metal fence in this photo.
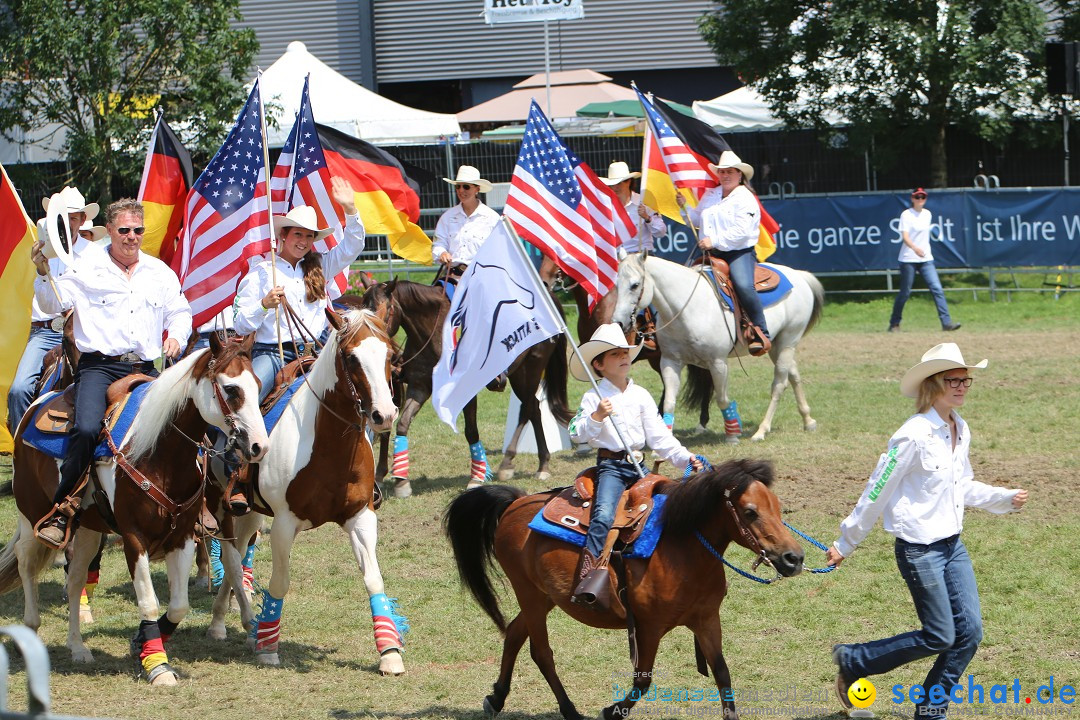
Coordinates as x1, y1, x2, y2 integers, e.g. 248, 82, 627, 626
0, 624, 104, 719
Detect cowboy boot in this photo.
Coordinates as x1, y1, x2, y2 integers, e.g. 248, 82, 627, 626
36, 513, 69, 550
571, 549, 603, 606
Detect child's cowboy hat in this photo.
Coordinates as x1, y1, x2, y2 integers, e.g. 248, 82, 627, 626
271, 205, 333, 241
78, 219, 108, 242
899, 343, 987, 398
40, 185, 99, 221
600, 161, 641, 186
569, 323, 643, 382
708, 150, 754, 181
443, 165, 493, 194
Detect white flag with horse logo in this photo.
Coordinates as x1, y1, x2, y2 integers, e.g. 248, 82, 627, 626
432, 221, 563, 429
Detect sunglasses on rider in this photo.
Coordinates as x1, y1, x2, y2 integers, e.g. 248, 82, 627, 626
912, 193, 927, 200
116, 226, 145, 235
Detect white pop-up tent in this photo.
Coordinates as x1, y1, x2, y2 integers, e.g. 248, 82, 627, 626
258, 42, 461, 146
693, 85, 846, 131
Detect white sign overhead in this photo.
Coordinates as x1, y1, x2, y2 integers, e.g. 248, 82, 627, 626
483, 0, 584, 25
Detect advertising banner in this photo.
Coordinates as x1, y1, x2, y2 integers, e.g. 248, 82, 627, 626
483, 0, 584, 25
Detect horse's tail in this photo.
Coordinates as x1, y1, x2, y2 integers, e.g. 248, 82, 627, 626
0, 519, 51, 595
680, 365, 714, 414
443, 485, 526, 633
543, 331, 574, 425
801, 271, 826, 333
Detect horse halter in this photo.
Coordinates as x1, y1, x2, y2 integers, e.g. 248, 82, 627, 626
334, 315, 373, 422
206, 354, 244, 453
721, 484, 775, 574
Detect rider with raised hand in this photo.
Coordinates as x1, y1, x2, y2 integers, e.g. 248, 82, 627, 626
432, 165, 499, 285
567, 324, 703, 609
31, 198, 192, 549
233, 175, 364, 404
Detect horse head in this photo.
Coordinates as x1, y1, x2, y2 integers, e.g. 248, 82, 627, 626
612, 252, 651, 333
661, 459, 804, 578
327, 308, 398, 434
360, 280, 400, 335
193, 333, 269, 463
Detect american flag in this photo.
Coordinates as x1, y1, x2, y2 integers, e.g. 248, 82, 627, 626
269, 75, 348, 297
179, 81, 272, 327
635, 86, 717, 191
504, 101, 633, 308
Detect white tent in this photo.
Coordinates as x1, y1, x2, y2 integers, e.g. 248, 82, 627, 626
258, 42, 461, 146
693, 85, 846, 132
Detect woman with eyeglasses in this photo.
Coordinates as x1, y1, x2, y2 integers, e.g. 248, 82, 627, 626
889, 188, 961, 333
825, 343, 1028, 719
432, 165, 499, 286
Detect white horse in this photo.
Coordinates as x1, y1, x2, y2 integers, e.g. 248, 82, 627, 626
611, 253, 824, 442
205, 309, 406, 675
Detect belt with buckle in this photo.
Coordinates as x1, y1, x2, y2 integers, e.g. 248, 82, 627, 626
86, 351, 145, 363
32, 318, 66, 332
597, 448, 644, 464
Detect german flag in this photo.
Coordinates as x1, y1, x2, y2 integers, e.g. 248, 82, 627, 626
315, 123, 433, 265
137, 115, 192, 270
0, 163, 39, 450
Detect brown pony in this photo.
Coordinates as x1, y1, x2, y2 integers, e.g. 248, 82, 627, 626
0, 333, 269, 685
444, 459, 804, 720
361, 279, 572, 497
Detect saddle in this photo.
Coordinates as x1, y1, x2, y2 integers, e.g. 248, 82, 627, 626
260, 356, 316, 414
32, 374, 155, 438
695, 254, 776, 356
541, 469, 669, 548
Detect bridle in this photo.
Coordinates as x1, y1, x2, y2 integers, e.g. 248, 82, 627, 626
694, 479, 781, 583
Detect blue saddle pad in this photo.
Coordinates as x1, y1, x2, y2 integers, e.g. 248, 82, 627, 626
261, 376, 306, 434
701, 262, 794, 311
527, 493, 668, 559
22, 381, 153, 461
436, 279, 455, 302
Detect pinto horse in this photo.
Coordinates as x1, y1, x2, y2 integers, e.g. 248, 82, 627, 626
0, 334, 269, 684
444, 459, 804, 720
204, 309, 405, 674
361, 279, 572, 497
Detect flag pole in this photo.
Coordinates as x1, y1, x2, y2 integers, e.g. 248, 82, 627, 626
256, 71, 285, 363
500, 217, 645, 479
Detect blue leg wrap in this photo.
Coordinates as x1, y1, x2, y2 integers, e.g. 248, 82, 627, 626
242, 542, 256, 569
370, 592, 410, 637
469, 441, 492, 482
209, 537, 224, 591
662, 412, 675, 429
721, 400, 740, 422
394, 435, 408, 454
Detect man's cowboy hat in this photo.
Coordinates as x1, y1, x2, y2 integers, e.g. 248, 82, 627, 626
600, 161, 641, 186
569, 323, 643, 382
271, 205, 333, 241
40, 186, 99, 221
708, 150, 755, 182
443, 165, 493, 194
899, 343, 987, 398
78, 219, 108, 242
42, 193, 76, 265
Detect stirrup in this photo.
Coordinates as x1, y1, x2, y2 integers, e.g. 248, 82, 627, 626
34, 501, 78, 550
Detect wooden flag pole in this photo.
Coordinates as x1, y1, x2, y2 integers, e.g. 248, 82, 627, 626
256, 70, 285, 363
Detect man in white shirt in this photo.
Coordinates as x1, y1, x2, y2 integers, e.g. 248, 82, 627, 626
31, 198, 192, 548
7, 186, 99, 433
600, 161, 667, 254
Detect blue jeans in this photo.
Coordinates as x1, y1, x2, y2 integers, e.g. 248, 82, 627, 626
251, 343, 299, 403
890, 261, 953, 328
837, 535, 982, 718
7, 325, 63, 432
713, 247, 769, 338
585, 457, 645, 557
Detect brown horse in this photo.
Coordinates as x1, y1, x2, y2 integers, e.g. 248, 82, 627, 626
444, 459, 804, 720
361, 279, 572, 497
0, 333, 269, 684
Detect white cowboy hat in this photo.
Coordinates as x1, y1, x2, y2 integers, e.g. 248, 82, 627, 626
600, 161, 641, 186
40, 185, 99, 221
78, 219, 108, 242
443, 165, 493, 194
708, 150, 755, 182
569, 323, 643, 382
899, 343, 987, 398
42, 192, 76, 265
271, 205, 333, 241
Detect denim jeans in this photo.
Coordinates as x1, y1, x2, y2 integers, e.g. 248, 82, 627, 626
7, 325, 63, 432
251, 343, 299, 403
837, 535, 983, 718
890, 261, 953, 328
585, 457, 645, 557
713, 247, 769, 338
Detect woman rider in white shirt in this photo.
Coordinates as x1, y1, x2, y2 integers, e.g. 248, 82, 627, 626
678, 151, 770, 356
432, 165, 500, 285
825, 343, 1028, 719
234, 176, 364, 402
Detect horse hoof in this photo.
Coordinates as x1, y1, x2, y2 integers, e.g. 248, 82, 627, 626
255, 651, 280, 666
750, 432, 766, 442
378, 650, 405, 676
483, 697, 500, 718
79, 608, 94, 625
206, 624, 227, 641
497, 468, 514, 482
535, 471, 550, 483
805, 419, 818, 432
70, 647, 94, 664
148, 664, 179, 686
723, 434, 741, 445
393, 478, 412, 499
690, 424, 707, 435
466, 478, 487, 489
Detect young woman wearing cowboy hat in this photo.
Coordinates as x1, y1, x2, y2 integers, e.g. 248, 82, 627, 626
432, 165, 500, 282
233, 176, 364, 403
600, 161, 667, 254
677, 150, 770, 356
826, 343, 1028, 719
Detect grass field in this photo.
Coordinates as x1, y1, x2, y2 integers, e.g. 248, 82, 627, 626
0, 289, 1078, 720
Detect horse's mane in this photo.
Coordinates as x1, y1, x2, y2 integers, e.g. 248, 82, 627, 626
125, 349, 207, 462
391, 279, 447, 310
658, 458, 775, 537
306, 308, 394, 397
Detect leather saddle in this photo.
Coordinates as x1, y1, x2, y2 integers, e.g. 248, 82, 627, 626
695, 255, 781, 294
260, 355, 316, 415
33, 374, 155, 437
542, 469, 670, 547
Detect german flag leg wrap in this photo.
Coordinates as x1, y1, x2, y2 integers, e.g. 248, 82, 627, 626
82, 569, 99, 605
252, 590, 283, 654
469, 441, 490, 484
241, 542, 256, 594
392, 435, 409, 481
721, 400, 742, 436
132, 619, 172, 681
369, 593, 407, 654
157, 612, 179, 644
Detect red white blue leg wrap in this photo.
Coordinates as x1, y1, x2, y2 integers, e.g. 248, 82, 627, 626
392, 435, 409, 481
722, 400, 742, 436
251, 590, 283, 654
370, 593, 407, 654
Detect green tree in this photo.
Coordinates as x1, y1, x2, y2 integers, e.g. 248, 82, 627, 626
0, 0, 258, 201
699, 0, 1049, 187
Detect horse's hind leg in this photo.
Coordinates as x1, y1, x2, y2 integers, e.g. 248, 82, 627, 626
344, 507, 405, 676
65, 527, 102, 663
14, 514, 52, 633
208, 513, 261, 641
751, 344, 813, 442
599, 627, 662, 720
483, 611, 530, 717
521, 599, 583, 720
691, 615, 738, 720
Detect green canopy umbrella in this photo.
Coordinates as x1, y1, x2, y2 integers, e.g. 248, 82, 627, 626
576, 99, 694, 118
